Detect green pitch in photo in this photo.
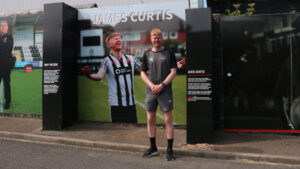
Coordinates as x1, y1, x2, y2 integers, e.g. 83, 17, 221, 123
78, 75, 187, 125
1, 69, 42, 114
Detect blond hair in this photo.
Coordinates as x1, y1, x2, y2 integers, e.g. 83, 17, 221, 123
106, 32, 121, 44
150, 28, 162, 37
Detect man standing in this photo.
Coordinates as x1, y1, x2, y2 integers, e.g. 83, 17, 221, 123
0, 20, 14, 110
141, 28, 177, 161
82, 32, 141, 123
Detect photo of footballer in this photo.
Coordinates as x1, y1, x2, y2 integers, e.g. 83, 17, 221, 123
82, 32, 185, 123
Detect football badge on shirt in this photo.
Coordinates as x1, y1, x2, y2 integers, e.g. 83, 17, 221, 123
148, 57, 153, 62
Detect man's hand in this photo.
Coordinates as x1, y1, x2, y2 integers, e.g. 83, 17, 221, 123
177, 58, 186, 70
81, 65, 91, 78
151, 84, 163, 95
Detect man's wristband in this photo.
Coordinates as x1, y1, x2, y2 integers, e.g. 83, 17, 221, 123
161, 82, 166, 88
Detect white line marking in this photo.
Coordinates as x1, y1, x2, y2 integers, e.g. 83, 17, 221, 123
100, 81, 176, 124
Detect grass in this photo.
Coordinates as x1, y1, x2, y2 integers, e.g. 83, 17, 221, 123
78, 75, 186, 125
2, 69, 42, 114
1, 69, 187, 125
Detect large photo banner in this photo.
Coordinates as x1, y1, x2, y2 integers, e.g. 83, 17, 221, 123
77, 1, 188, 125
0, 14, 43, 114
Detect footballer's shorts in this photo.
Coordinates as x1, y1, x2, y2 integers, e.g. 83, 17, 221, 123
145, 87, 173, 112
110, 105, 137, 123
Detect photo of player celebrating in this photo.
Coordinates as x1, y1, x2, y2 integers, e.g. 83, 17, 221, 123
82, 32, 141, 123
81, 32, 185, 123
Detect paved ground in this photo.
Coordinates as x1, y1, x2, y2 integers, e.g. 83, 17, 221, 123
212, 131, 300, 157
1, 116, 300, 166
1, 139, 299, 169
0, 116, 186, 148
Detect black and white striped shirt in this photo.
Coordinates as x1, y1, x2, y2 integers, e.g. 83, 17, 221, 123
100, 53, 142, 106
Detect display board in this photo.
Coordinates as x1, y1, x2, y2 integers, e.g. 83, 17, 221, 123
77, 1, 188, 125
42, 3, 78, 130
186, 8, 213, 143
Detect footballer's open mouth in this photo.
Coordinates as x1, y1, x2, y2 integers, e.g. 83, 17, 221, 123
116, 41, 121, 46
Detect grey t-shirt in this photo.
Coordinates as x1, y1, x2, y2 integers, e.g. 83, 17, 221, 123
141, 48, 177, 87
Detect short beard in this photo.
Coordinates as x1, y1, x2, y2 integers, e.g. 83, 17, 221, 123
110, 47, 122, 52
110, 44, 122, 51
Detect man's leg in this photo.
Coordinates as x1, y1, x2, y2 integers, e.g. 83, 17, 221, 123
3, 72, 11, 109
164, 111, 175, 161
0, 74, 3, 111
147, 111, 156, 138
158, 89, 174, 135
163, 111, 174, 140
143, 110, 158, 158
143, 91, 158, 158
157, 88, 175, 161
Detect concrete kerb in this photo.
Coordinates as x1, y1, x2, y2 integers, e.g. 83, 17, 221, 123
174, 149, 300, 165
0, 131, 300, 165
0, 131, 147, 153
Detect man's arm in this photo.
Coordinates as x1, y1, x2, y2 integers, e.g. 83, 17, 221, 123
140, 52, 153, 87
140, 71, 154, 89
152, 68, 177, 95
90, 68, 106, 80
177, 58, 185, 70
162, 68, 177, 85
132, 56, 142, 72
82, 66, 106, 81
7, 34, 13, 53
134, 56, 142, 68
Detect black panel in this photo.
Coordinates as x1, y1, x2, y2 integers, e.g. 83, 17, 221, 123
221, 14, 293, 130
43, 3, 78, 130
186, 8, 214, 143
212, 15, 223, 130
61, 3, 78, 128
43, 3, 63, 130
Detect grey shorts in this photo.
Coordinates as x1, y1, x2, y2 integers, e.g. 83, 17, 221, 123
145, 87, 173, 112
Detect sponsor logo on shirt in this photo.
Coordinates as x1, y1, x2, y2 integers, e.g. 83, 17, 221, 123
2, 37, 7, 42
115, 68, 132, 75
